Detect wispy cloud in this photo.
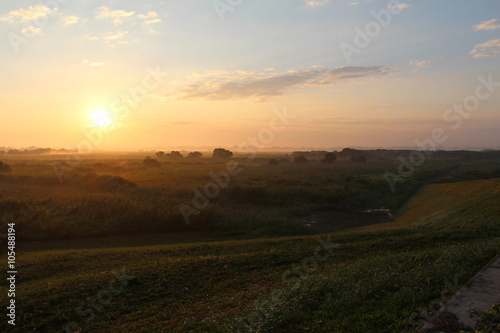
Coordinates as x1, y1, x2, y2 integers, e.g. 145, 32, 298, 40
83, 60, 105, 67
389, 3, 410, 11
138, 11, 159, 19
0, 5, 57, 23
102, 30, 128, 40
473, 19, 500, 31
61, 15, 80, 27
21, 26, 43, 36
305, 0, 330, 8
410, 60, 430, 68
174, 66, 393, 101
470, 39, 500, 58
96, 6, 135, 26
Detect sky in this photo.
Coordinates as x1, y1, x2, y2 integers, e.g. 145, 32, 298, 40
0, 0, 499, 150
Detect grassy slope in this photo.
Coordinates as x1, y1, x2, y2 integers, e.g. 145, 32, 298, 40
1, 179, 499, 332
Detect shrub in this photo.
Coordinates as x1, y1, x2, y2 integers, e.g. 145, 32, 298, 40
187, 151, 203, 159
321, 152, 337, 164
142, 156, 161, 168
166, 151, 183, 159
294, 156, 308, 164
0, 160, 12, 172
351, 156, 367, 163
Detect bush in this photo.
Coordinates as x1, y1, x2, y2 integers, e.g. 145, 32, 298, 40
268, 158, 279, 165
294, 156, 308, 164
142, 156, 161, 168
166, 151, 183, 159
351, 156, 367, 163
321, 152, 337, 164
187, 151, 203, 159
0, 160, 12, 172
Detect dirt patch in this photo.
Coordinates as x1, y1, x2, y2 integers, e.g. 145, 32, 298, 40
302, 209, 394, 232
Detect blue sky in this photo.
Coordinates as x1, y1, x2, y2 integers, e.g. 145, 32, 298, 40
0, 0, 499, 149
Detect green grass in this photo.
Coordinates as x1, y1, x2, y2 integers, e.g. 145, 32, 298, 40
1, 178, 499, 332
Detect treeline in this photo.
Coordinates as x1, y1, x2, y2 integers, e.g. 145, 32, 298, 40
291, 148, 500, 161
0, 148, 70, 155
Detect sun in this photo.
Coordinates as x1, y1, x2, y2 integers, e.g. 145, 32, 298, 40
88, 109, 113, 128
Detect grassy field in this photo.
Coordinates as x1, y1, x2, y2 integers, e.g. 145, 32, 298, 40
1, 174, 499, 332
2, 151, 493, 241
0, 151, 499, 332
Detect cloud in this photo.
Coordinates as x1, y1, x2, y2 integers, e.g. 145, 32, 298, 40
410, 60, 430, 68
175, 66, 393, 101
21, 26, 43, 36
305, 0, 330, 8
389, 3, 410, 10
84, 30, 139, 47
409, 60, 430, 73
470, 39, 500, 58
137, 11, 161, 27
138, 11, 158, 19
144, 19, 162, 25
102, 30, 128, 40
473, 19, 500, 31
61, 15, 80, 26
96, 6, 135, 25
0, 5, 57, 23
83, 60, 105, 67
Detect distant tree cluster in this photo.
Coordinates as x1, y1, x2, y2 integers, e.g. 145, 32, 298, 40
321, 152, 337, 164
153, 149, 236, 161
187, 151, 203, 159
294, 156, 308, 164
1, 148, 55, 155
0, 161, 12, 172
156, 151, 183, 159
212, 148, 233, 159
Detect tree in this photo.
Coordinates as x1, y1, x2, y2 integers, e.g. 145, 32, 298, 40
351, 156, 367, 163
166, 151, 183, 160
156, 151, 165, 158
267, 158, 279, 165
321, 152, 337, 164
142, 156, 161, 168
0, 160, 12, 172
187, 151, 203, 159
212, 148, 233, 159
294, 156, 308, 164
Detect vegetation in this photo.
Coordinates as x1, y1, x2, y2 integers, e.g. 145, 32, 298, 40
0, 177, 498, 332
142, 156, 161, 168
293, 155, 308, 164
212, 148, 233, 159
0, 149, 499, 331
0, 160, 11, 172
321, 152, 337, 164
